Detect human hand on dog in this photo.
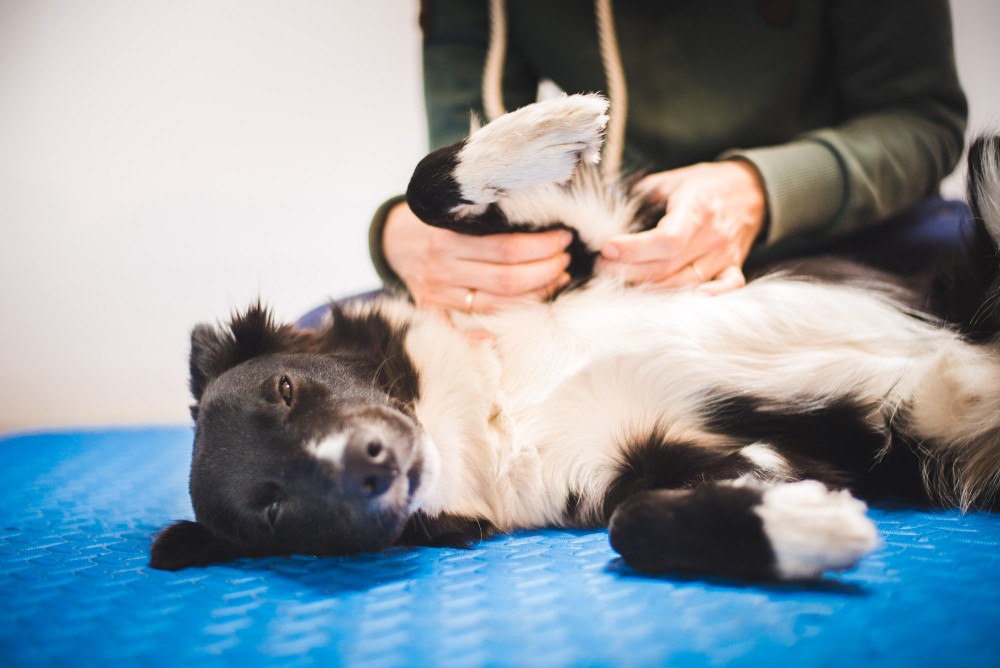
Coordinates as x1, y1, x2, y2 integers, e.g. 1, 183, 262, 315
598, 160, 767, 295
383, 202, 573, 313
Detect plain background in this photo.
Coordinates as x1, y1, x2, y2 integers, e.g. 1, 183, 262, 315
1, 0, 999, 434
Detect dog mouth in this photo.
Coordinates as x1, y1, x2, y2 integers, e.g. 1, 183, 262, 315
406, 456, 423, 499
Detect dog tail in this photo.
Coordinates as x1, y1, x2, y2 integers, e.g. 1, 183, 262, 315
968, 135, 1000, 244
956, 136, 1000, 510
907, 136, 1000, 510
965, 135, 1000, 338
928, 135, 1000, 340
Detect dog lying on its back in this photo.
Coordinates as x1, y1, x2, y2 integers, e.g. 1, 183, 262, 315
151, 95, 1000, 580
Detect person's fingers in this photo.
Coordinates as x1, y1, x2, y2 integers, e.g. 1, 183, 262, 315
651, 248, 732, 288
600, 222, 685, 267
477, 251, 571, 296
600, 233, 739, 290
431, 251, 570, 298
452, 228, 574, 265
415, 273, 572, 314
599, 197, 717, 282
630, 170, 683, 202
597, 256, 674, 285
695, 264, 747, 296
600, 192, 714, 265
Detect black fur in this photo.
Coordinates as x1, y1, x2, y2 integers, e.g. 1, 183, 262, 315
602, 434, 758, 522
405, 142, 467, 229
323, 303, 421, 408
189, 303, 305, 402
701, 395, 930, 503
150, 520, 255, 571
397, 512, 498, 549
946, 136, 1000, 339
609, 485, 775, 579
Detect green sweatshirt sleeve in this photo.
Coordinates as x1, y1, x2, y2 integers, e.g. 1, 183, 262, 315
368, 194, 408, 292
728, 0, 966, 248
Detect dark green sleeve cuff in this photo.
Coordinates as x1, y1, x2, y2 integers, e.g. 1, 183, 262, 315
368, 194, 409, 293
721, 139, 847, 245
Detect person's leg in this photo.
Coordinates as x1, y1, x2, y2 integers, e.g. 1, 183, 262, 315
819, 197, 973, 275
295, 288, 387, 329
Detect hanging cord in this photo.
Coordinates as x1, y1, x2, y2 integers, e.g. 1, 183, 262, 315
482, 0, 628, 178
594, 0, 628, 182
483, 0, 508, 121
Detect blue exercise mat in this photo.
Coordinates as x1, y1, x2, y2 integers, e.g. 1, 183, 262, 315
2, 426, 999, 667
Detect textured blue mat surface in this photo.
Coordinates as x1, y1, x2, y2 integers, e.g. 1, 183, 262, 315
2, 426, 999, 667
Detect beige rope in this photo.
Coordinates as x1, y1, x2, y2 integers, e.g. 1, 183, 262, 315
594, 0, 628, 182
482, 0, 627, 178
483, 0, 508, 121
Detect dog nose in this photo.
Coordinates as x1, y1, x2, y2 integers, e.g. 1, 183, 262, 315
342, 431, 399, 499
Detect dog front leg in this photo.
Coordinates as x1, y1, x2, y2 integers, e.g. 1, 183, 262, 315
608, 480, 880, 581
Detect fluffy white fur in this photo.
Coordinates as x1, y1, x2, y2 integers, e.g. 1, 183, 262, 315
754, 481, 881, 580
352, 96, 1000, 574
361, 277, 997, 525
452, 94, 610, 222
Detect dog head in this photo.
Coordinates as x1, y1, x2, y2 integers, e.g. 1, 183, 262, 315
150, 302, 435, 570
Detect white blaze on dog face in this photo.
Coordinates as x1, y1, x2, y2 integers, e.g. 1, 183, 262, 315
310, 433, 349, 467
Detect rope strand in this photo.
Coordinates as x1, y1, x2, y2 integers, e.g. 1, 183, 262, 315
483, 0, 627, 179
483, 0, 508, 121
595, 0, 628, 182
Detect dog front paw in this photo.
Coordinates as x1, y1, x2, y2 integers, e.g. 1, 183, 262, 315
453, 94, 609, 205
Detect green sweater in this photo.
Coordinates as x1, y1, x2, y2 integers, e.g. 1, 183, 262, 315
371, 0, 966, 286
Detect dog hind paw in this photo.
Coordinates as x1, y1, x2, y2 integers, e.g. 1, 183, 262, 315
454, 94, 610, 204
755, 481, 881, 580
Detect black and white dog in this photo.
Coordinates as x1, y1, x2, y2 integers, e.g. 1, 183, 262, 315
151, 95, 1000, 580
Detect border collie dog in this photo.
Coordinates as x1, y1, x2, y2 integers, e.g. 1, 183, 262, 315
152, 95, 1000, 580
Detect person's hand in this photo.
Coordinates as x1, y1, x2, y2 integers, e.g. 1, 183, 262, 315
598, 160, 767, 295
383, 203, 573, 313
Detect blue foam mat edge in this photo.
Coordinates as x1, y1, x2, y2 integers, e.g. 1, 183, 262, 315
2, 426, 999, 667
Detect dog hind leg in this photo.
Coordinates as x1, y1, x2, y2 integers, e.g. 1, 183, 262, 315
608, 480, 880, 580
406, 94, 609, 232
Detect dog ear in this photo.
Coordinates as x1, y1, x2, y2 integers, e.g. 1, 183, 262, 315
189, 323, 231, 402
149, 520, 247, 571
189, 302, 305, 402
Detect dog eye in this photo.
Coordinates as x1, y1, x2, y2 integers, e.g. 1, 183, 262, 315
266, 500, 281, 525
278, 376, 293, 407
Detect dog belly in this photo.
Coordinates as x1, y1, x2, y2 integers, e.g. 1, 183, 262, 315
479, 276, 987, 526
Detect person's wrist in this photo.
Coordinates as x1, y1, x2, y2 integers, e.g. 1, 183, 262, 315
383, 202, 416, 279
724, 158, 769, 243
369, 195, 409, 291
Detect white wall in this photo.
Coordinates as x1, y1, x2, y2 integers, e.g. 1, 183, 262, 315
941, 0, 1000, 198
0, 0, 426, 431
0, 1, 997, 433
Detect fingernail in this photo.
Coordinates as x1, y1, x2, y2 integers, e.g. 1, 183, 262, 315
560, 231, 574, 246
558, 272, 572, 287
561, 253, 572, 268
602, 244, 620, 260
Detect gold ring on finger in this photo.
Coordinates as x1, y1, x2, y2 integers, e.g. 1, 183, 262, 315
689, 262, 705, 284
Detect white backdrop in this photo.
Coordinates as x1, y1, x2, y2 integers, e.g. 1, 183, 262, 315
1, 1, 998, 432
